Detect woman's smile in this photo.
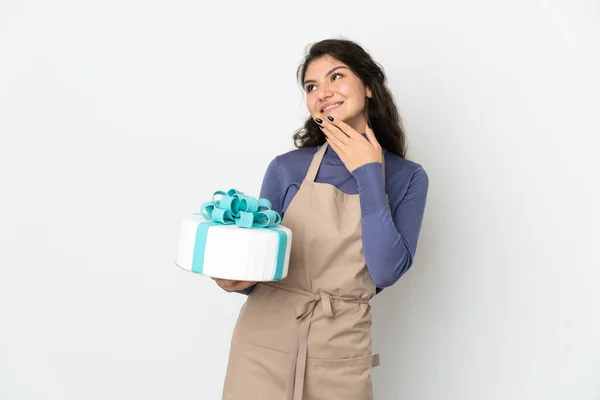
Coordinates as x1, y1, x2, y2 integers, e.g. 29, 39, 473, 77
322, 102, 343, 113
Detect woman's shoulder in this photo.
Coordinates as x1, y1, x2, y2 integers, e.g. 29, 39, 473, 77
277, 146, 317, 163
384, 149, 427, 177
268, 146, 317, 170
263, 147, 317, 182
383, 150, 428, 197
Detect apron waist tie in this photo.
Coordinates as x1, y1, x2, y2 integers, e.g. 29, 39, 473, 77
262, 283, 376, 400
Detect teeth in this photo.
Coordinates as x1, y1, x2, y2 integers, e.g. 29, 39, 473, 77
323, 103, 342, 112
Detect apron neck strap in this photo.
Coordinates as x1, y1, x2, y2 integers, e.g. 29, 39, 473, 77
305, 142, 328, 182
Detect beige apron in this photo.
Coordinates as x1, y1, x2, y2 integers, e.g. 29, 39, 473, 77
222, 142, 385, 400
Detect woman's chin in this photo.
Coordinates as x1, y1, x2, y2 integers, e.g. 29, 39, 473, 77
325, 109, 344, 120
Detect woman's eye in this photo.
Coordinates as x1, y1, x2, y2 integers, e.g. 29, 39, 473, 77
306, 73, 342, 93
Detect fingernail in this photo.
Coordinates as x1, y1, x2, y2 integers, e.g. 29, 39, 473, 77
318, 124, 324, 129
315, 118, 323, 123
327, 116, 334, 121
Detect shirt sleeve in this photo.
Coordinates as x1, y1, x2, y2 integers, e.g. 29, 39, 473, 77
351, 162, 429, 288
230, 157, 282, 295
258, 156, 284, 214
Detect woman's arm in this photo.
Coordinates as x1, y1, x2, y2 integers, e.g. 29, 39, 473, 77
352, 162, 429, 288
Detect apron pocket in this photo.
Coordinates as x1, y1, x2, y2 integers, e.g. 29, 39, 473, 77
222, 341, 288, 400
304, 353, 377, 400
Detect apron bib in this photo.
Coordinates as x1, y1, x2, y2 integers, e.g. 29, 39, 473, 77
222, 143, 385, 400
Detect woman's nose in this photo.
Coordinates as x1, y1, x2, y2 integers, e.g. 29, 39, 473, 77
317, 85, 333, 100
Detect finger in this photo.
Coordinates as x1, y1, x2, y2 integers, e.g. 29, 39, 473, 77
214, 278, 235, 289
213, 278, 226, 289
236, 281, 256, 290
217, 279, 229, 288
326, 137, 343, 155
223, 280, 239, 291
322, 118, 350, 140
325, 117, 361, 139
320, 123, 347, 147
228, 281, 249, 291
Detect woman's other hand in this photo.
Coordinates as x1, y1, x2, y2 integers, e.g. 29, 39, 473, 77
317, 119, 382, 173
212, 277, 257, 292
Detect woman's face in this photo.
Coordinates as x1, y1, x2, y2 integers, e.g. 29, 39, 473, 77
303, 55, 372, 133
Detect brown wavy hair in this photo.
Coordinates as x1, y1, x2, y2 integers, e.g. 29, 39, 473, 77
293, 38, 407, 158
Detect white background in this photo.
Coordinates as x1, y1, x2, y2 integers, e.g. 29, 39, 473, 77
1, 0, 599, 399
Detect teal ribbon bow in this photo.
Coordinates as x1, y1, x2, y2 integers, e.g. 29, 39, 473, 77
190, 189, 287, 280
194, 189, 282, 229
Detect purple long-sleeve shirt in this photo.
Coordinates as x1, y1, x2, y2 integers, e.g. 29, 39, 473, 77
234, 137, 429, 295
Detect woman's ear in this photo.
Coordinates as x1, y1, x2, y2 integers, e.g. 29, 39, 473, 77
366, 86, 372, 99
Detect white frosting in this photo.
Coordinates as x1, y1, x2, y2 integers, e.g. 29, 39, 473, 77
175, 214, 292, 281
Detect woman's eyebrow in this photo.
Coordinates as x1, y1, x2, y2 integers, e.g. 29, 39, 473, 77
303, 66, 348, 86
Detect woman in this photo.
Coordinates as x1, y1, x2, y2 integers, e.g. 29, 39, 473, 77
213, 38, 429, 400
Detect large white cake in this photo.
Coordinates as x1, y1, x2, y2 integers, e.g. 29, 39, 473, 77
175, 214, 293, 281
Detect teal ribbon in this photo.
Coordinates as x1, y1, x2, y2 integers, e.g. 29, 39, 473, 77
194, 188, 282, 228
190, 189, 287, 280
